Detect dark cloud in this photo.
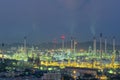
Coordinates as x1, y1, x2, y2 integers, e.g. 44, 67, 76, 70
0, 0, 120, 43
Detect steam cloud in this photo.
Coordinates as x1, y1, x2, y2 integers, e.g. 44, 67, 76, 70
90, 24, 96, 36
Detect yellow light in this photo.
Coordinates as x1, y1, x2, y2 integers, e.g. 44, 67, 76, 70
0, 54, 2, 58
48, 68, 52, 71
60, 66, 65, 69
73, 70, 76, 74
40, 67, 43, 70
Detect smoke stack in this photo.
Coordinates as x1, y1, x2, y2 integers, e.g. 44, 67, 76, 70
105, 37, 107, 53
93, 37, 96, 54
53, 38, 57, 49
100, 33, 102, 59
1, 43, 4, 63
74, 40, 77, 54
24, 36, 27, 53
61, 35, 65, 50
71, 36, 73, 50
113, 36, 115, 52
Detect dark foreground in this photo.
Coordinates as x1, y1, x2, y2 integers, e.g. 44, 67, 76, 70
0, 58, 120, 80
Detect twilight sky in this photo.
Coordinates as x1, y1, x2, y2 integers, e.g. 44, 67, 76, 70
0, 0, 120, 43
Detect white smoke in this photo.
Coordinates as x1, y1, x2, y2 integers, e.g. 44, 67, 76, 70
90, 22, 96, 36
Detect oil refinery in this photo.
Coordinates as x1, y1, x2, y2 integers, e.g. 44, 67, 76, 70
0, 35, 120, 80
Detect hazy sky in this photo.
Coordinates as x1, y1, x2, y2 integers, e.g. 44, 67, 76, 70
0, 0, 120, 43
